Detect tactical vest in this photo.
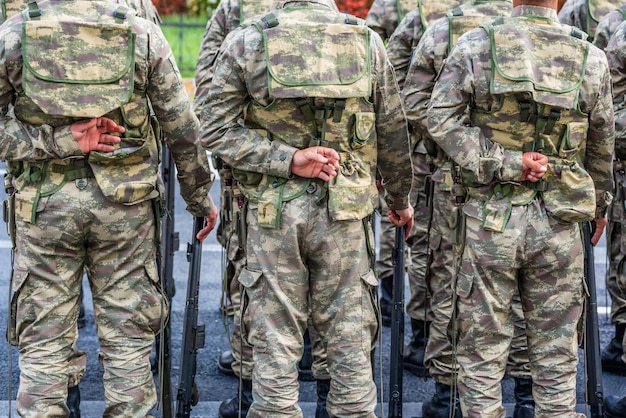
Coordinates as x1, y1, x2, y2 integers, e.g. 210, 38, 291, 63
12, 1, 160, 207
0, 0, 27, 22
240, 0, 275, 21
238, 6, 378, 228
470, 18, 594, 228
418, 0, 466, 31
446, 1, 512, 53
586, 0, 622, 39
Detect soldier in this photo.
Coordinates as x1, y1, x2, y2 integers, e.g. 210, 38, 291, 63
601, 18, 626, 417
427, 0, 614, 415
0, 0, 218, 416
402, 1, 540, 417
198, 0, 414, 416
193, 0, 328, 416
591, 5, 626, 381
557, 0, 622, 41
366, 0, 464, 378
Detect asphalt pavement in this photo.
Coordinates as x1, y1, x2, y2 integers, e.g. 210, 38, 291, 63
1, 161, 625, 418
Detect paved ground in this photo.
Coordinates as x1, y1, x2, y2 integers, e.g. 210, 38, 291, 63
1, 162, 625, 418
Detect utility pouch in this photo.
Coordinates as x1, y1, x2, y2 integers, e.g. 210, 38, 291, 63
439, 162, 454, 193
542, 162, 595, 223
482, 184, 512, 233
328, 158, 375, 221
257, 178, 286, 229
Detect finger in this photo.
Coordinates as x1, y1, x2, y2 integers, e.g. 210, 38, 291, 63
100, 134, 122, 144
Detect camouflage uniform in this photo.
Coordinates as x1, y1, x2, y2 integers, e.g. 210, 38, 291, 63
427, 4, 614, 417
194, 0, 277, 386
198, 1, 413, 416
0, 1, 214, 416
366, 0, 461, 379
557, 0, 623, 41
593, 7, 626, 379
593, 4, 626, 50
403, 3, 535, 416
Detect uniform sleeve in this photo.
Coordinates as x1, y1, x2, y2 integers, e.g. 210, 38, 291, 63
584, 51, 615, 218
557, 0, 587, 34
592, 12, 616, 51
146, 27, 214, 217
386, 10, 424, 89
365, 0, 399, 41
402, 18, 449, 138
606, 22, 626, 161
193, 2, 229, 113
370, 34, 413, 210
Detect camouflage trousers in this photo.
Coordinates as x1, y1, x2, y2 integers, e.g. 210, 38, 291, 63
425, 181, 530, 386
223, 195, 328, 381
607, 197, 626, 345
241, 193, 379, 418
454, 197, 585, 418
376, 151, 432, 321
10, 177, 166, 417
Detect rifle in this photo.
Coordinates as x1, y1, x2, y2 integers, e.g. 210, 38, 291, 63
176, 216, 206, 418
156, 146, 179, 418
388, 225, 405, 418
582, 221, 604, 418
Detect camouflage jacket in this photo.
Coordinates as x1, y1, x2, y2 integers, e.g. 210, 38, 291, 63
605, 20, 626, 160
198, 0, 412, 213
366, 0, 412, 41
387, 0, 475, 93
403, 0, 512, 143
593, 5, 626, 51
428, 5, 615, 219
193, 0, 276, 108
558, 0, 623, 41
0, 0, 213, 216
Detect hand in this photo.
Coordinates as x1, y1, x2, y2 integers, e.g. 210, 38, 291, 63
521, 151, 548, 182
71, 117, 125, 154
196, 196, 218, 243
290, 146, 340, 182
387, 206, 414, 240
591, 217, 607, 246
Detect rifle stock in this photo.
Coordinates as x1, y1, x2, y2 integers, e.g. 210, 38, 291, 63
582, 221, 604, 418
176, 216, 206, 418
388, 226, 405, 418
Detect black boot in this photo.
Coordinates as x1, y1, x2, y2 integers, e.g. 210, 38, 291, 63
404, 319, 430, 377
601, 323, 626, 375
513, 378, 534, 418
315, 379, 331, 418
67, 385, 81, 418
379, 276, 393, 327
298, 329, 314, 381
422, 383, 461, 418
218, 379, 253, 418
605, 394, 626, 418
218, 350, 235, 376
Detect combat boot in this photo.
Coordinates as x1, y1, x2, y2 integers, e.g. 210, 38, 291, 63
218, 350, 235, 376
67, 385, 81, 418
601, 323, 626, 375
379, 276, 393, 327
298, 329, 314, 381
604, 394, 626, 418
513, 378, 534, 418
218, 378, 253, 418
315, 378, 331, 418
422, 382, 462, 418
404, 318, 430, 377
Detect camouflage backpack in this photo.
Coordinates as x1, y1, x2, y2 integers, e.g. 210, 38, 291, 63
18, 1, 136, 121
